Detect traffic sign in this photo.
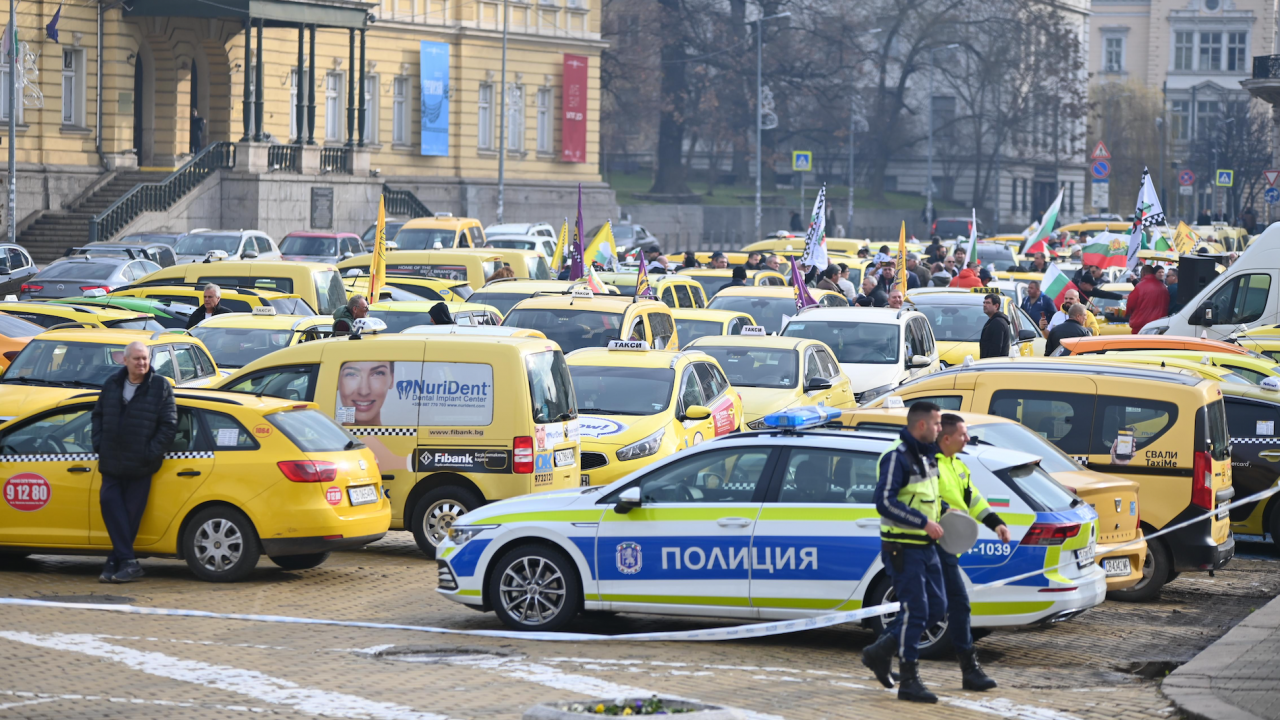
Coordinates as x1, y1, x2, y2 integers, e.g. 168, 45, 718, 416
1266, 187, 1280, 204
1179, 185, 1194, 196
1091, 160, 1110, 179
1216, 169, 1234, 187
1266, 170, 1280, 187
791, 151, 812, 172
1178, 169, 1196, 187
1091, 141, 1111, 160
1091, 179, 1109, 209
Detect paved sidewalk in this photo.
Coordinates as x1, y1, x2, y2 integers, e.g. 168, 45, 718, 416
1163, 591, 1280, 720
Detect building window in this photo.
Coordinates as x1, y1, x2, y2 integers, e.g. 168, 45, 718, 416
1196, 100, 1221, 139
478, 81, 494, 150
393, 76, 409, 145
364, 74, 379, 143
1104, 37, 1124, 73
567, 0, 584, 7
1228, 32, 1248, 72
1199, 32, 1222, 71
289, 67, 308, 140
0, 60, 20, 123
507, 84, 524, 151
325, 72, 344, 141
931, 95, 956, 144
61, 48, 85, 127
536, 87, 552, 153
1171, 100, 1190, 140
1174, 32, 1194, 71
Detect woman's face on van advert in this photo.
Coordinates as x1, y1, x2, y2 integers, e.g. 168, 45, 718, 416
339, 361, 393, 425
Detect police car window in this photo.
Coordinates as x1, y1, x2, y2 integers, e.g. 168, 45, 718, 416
151, 347, 176, 381
679, 369, 704, 411
223, 365, 318, 402
1225, 398, 1280, 438
629, 447, 772, 504
1091, 397, 1178, 456
201, 411, 260, 450
777, 449, 879, 504
995, 463, 1076, 512
0, 406, 93, 456
988, 390, 1095, 455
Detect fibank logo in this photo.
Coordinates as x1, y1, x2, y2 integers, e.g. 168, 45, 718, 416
397, 380, 491, 400
435, 452, 474, 464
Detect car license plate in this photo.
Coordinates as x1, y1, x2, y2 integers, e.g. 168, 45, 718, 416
1102, 557, 1132, 577
1216, 507, 1229, 521
580, 474, 591, 487
347, 485, 379, 506
555, 448, 575, 467
1075, 545, 1096, 568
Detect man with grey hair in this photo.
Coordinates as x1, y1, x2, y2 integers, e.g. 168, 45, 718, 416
91, 341, 177, 583
1045, 303, 1092, 355
333, 294, 369, 336
185, 283, 233, 329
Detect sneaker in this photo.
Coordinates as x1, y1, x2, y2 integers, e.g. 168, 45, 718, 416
110, 560, 145, 583
98, 560, 118, 584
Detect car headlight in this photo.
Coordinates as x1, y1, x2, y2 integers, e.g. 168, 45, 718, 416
1138, 324, 1167, 335
746, 418, 767, 430
616, 428, 665, 462
446, 524, 499, 546
857, 384, 895, 404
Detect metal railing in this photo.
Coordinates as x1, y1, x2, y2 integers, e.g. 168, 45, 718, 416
320, 147, 350, 174
382, 184, 433, 218
267, 144, 300, 172
89, 142, 237, 243
1252, 55, 1280, 79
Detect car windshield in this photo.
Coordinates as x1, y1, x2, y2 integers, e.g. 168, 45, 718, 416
707, 295, 792, 333
782, 320, 901, 365
198, 275, 294, 294
525, 256, 552, 280
189, 327, 294, 369
910, 301, 988, 343
503, 308, 625, 353
997, 462, 1077, 512
674, 319, 726, 345
696, 346, 798, 389
1091, 291, 1129, 311
0, 313, 44, 338
175, 234, 241, 255
486, 239, 537, 251
935, 220, 973, 238
686, 274, 731, 300
314, 270, 347, 315
527, 350, 577, 422
976, 245, 1016, 271
280, 236, 336, 256
105, 318, 165, 331
2, 339, 126, 386
38, 262, 118, 280
368, 309, 439, 333
967, 422, 1080, 474
121, 234, 178, 246
569, 365, 674, 415
468, 292, 528, 316
393, 228, 457, 250
269, 409, 361, 452
267, 297, 315, 315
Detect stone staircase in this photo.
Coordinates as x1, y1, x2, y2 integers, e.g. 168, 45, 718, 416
20, 170, 167, 264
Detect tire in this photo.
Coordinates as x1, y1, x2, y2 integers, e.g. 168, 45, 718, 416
488, 543, 582, 632
410, 485, 483, 559
270, 552, 330, 571
1269, 501, 1280, 553
1107, 536, 1170, 603
182, 506, 261, 582
864, 574, 954, 661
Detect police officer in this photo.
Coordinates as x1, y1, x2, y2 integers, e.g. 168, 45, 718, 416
862, 401, 947, 703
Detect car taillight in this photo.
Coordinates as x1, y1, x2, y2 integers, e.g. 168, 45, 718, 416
277, 460, 338, 483
1191, 450, 1214, 510
514, 436, 534, 474
1020, 522, 1081, 546
79, 285, 110, 292
20, 284, 41, 293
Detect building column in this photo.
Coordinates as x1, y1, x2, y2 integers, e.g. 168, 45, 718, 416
307, 25, 317, 145
346, 28, 355, 146
241, 18, 252, 141
296, 24, 305, 144
357, 28, 366, 147
253, 18, 265, 142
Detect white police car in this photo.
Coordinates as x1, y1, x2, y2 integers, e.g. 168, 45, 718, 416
435, 407, 1107, 656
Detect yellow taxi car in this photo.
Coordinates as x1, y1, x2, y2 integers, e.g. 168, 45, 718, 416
391, 214, 486, 249
343, 272, 473, 303
0, 300, 165, 331
677, 267, 787, 300
1091, 349, 1280, 385
108, 284, 316, 315
567, 343, 743, 486
338, 250, 504, 291
0, 312, 40, 371
1059, 221, 1132, 237
367, 300, 504, 331
0, 328, 222, 422
671, 308, 755, 347
839, 407, 1147, 593
0, 391, 390, 581
502, 287, 679, 353
686, 334, 856, 429
1089, 282, 1133, 336
469, 247, 552, 280
905, 287, 1045, 364
187, 307, 333, 372
706, 285, 848, 335
135, 260, 348, 318
595, 271, 708, 308
1231, 326, 1280, 363
468, 279, 620, 316
1054, 353, 1254, 386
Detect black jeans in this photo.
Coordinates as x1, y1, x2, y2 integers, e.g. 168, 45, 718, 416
100, 473, 152, 565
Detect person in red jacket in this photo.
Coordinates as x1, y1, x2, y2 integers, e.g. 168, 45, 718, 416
949, 262, 984, 289
1127, 264, 1170, 334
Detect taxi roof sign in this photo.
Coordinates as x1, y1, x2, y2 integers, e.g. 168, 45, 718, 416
884, 396, 905, 409
607, 339, 649, 350
571, 286, 594, 299
740, 325, 767, 336
251, 306, 278, 316
761, 406, 842, 431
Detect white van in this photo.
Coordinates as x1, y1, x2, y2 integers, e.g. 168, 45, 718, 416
1143, 222, 1279, 339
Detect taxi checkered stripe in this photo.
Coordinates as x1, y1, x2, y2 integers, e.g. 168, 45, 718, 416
166, 451, 216, 459
348, 427, 416, 436
1231, 437, 1277, 444
1071, 455, 1089, 464
3, 453, 97, 462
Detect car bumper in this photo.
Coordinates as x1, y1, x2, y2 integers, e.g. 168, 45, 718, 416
1166, 511, 1235, 573
1096, 536, 1147, 591
972, 565, 1107, 629
260, 532, 386, 556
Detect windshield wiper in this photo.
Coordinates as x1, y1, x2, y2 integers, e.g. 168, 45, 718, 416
578, 408, 631, 415
59, 380, 103, 388
1, 377, 67, 386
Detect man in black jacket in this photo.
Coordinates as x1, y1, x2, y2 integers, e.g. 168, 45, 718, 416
91, 341, 178, 583
185, 283, 234, 329
978, 293, 1012, 359
1045, 303, 1092, 355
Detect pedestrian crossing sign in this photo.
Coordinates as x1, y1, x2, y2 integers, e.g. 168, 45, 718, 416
792, 151, 812, 172
1216, 169, 1234, 187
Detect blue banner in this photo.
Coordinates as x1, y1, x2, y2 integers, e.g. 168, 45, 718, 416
420, 41, 449, 156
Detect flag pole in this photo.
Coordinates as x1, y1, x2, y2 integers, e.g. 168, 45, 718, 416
7, 0, 15, 244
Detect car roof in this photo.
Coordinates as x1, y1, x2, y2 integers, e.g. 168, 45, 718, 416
686, 334, 811, 351
915, 357, 1210, 387
0, 301, 149, 320
786, 307, 912, 324
1067, 354, 1241, 379
1059, 335, 1250, 354
510, 294, 656, 312
1221, 383, 1280, 404
567, 347, 707, 368
283, 231, 359, 239
193, 312, 328, 330
40, 255, 132, 269
369, 300, 498, 314
844, 407, 1018, 427
711, 428, 1041, 471
680, 268, 774, 277
711, 286, 793, 298
401, 216, 479, 228
32, 328, 168, 344
1103, 349, 1274, 368
669, 308, 752, 321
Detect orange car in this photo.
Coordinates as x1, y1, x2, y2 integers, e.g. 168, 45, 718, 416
1052, 334, 1256, 357
0, 311, 41, 371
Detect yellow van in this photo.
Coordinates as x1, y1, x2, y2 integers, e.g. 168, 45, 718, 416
596, 271, 708, 309
337, 250, 504, 291
391, 215, 486, 250
677, 268, 787, 300
108, 284, 315, 316
502, 288, 679, 353
473, 247, 553, 280
215, 330, 580, 556
879, 358, 1234, 600
135, 261, 347, 317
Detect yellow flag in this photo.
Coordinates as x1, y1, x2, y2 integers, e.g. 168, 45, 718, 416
369, 195, 387, 302
583, 221, 617, 270
897, 221, 907, 296
551, 218, 569, 271
1173, 221, 1198, 254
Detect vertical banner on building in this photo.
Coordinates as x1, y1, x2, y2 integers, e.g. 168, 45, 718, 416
561, 54, 588, 163
420, 41, 449, 156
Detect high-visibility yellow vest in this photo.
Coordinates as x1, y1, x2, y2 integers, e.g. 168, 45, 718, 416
878, 440, 942, 545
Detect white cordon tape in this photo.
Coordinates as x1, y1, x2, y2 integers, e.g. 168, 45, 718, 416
1, 485, 1276, 643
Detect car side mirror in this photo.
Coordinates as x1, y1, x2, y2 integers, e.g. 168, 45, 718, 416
342, 251, 354, 259
242, 249, 259, 259
805, 378, 832, 392
683, 404, 711, 421
1017, 329, 1036, 341
1194, 302, 1214, 326
908, 354, 931, 369
614, 486, 641, 514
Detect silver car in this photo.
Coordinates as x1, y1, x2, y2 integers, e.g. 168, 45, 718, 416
173, 230, 280, 264
19, 256, 161, 300
279, 232, 366, 264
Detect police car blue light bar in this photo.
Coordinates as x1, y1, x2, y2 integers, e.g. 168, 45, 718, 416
760, 406, 842, 430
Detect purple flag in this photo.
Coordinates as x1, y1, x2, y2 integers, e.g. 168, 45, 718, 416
790, 255, 817, 311
636, 256, 654, 298
569, 183, 586, 280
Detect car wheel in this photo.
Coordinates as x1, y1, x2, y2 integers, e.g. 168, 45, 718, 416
270, 552, 330, 571
1269, 500, 1280, 553
411, 486, 483, 559
183, 506, 261, 582
864, 575, 954, 660
489, 544, 582, 632
1107, 536, 1170, 603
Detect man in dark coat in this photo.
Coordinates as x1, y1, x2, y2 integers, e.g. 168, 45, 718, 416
91, 341, 178, 583
978, 293, 1012, 359
1045, 303, 1092, 355
185, 283, 234, 329
727, 266, 748, 288
855, 276, 887, 307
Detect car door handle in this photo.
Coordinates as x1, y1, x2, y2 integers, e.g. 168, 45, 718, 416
1260, 450, 1280, 461
855, 518, 880, 528
67, 466, 92, 473
716, 517, 752, 528
177, 470, 202, 477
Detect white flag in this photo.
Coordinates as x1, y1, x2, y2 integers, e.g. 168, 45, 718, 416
799, 185, 828, 272
962, 208, 979, 261
1128, 167, 1165, 271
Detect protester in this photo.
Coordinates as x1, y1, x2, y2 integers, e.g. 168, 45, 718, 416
648, 254, 670, 274
907, 253, 931, 288
817, 265, 841, 293
930, 262, 952, 287
855, 276, 886, 307
744, 252, 763, 270
887, 288, 905, 309
952, 247, 968, 270
185, 283, 233, 329
727, 266, 748, 288
1046, 288, 1099, 335
1127, 264, 1171, 334
428, 302, 453, 325
682, 251, 699, 269
1046, 303, 1092, 355
942, 256, 958, 278
950, 261, 983, 289
856, 247, 871, 259
1020, 280, 1055, 330
644, 245, 662, 268
978, 266, 993, 287
790, 211, 804, 232
91, 341, 177, 583
1027, 252, 1051, 274
333, 294, 369, 336
1166, 268, 1183, 314
710, 251, 729, 269
1076, 274, 1123, 304
926, 237, 947, 264
1241, 207, 1258, 234
978, 293, 1012, 358
764, 254, 781, 272
836, 262, 857, 300
486, 266, 516, 283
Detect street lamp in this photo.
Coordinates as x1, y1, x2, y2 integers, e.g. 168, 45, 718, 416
924, 44, 960, 232
1211, 116, 1234, 222
1155, 116, 1165, 213
496, 0, 509, 224
748, 11, 790, 239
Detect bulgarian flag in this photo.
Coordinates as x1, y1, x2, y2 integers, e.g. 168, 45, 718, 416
1021, 186, 1064, 255
1080, 231, 1129, 269
1040, 262, 1078, 307
1147, 231, 1174, 252
583, 265, 608, 294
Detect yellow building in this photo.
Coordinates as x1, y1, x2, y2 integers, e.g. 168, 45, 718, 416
4, 0, 613, 261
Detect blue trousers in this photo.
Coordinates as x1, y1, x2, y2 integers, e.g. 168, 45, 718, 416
880, 541, 946, 663
100, 474, 151, 566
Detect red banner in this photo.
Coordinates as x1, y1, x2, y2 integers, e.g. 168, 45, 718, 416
561, 54, 588, 163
